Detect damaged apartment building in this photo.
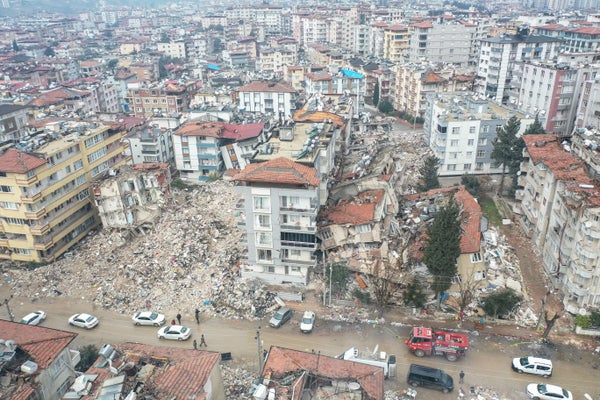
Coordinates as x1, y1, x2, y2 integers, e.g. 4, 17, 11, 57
92, 163, 171, 233
516, 132, 600, 315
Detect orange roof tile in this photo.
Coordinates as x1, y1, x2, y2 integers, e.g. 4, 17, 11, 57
175, 121, 223, 138
422, 71, 446, 84
320, 189, 385, 225
292, 109, 345, 128
523, 135, 600, 205
237, 80, 296, 93
0, 148, 47, 173
412, 21, 433, 28
264, 346, 384, 400
233, 157, 319, 186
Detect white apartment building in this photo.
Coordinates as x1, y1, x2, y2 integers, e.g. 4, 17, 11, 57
575, 77, 600, 131
477, 29, 563, 104
124, 124, 174, 165
236, 80, 297, 118
157, 41, 187, 59
517, 134, 600, 314
424, 92, 533, 176
407, 21, 476, 66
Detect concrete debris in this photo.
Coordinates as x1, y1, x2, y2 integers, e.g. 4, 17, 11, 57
2, 181, 276, 319
220, 363, 254, 399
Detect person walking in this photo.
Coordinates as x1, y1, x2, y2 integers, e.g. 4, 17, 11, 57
199, 334, 207, 347
459, 370, 465, 383
171, 319, 176, 325
193, 340, 197, 350
176, 313, 182, 325
195, 308, 200, 325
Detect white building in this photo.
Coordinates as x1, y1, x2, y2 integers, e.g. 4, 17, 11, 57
236, 80, 297, 118
124, 124, 174, 164
408, 21, 476, 66
157, 41, 187, 59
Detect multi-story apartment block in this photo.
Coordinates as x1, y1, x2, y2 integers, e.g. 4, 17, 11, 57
383, 25, 410, 63
283, 65, 305, 91
0, 122, 130, 262
124, 123, 174, 164
219, 122, 268, 171
257, 48, 296, 75
407, 21, 476, 66
0, 104, 29, 145
119, 39, 145, 55
157, 41, 187, 59
516, 134, 600, 313
370, 22, 388, 59
304, 69, 365, 111
477, 28, 563, 104
575, 76, 600, 131
535, 24, 600, 53
293, 13, 328, 45
236, 80, 297, 118
126, 81, 194, 118
509, 58, 598, 135
93, 163, 171, 230
424, 92, 533, 176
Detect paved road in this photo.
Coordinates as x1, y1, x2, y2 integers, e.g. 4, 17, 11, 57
4, 294, 599, 400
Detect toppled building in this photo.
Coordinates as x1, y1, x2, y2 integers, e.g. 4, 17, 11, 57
0, 320, 80, 400
78, 342, 224, 400
92, 163, 171, 232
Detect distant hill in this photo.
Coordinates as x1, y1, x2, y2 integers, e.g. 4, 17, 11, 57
0, 0, 176, 16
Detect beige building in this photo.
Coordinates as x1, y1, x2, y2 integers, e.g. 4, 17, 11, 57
157, 41, 187, 59
383, 25, 410, 63
0, 122, 130, 263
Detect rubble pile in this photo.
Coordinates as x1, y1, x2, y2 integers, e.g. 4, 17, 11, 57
220, 363, 255, 399
389, 122, 432, 194
3, 181, 276, 319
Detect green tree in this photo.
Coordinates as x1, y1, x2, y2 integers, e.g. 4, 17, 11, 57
402, 277, 427, 309
372, 80, 380, 106
482, 288, 522, 319
491, 116, 524, 196
44, 47, 55, 57
107, 59, 118, 69
461, 174, 480, 196
378, 100, 394, 114
12, 39, 19, 52
325, 262, 350, 299
417, 155, 441, 192
76, 344, 99, 371
422, 198, 462, 299
524, 113, 546, 135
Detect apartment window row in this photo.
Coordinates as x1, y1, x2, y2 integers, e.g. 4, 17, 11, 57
87, 147, 108, 164
0, 201, 19, 210
84, 133, 105, 149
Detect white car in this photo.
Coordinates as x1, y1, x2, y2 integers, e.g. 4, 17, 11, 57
527, 383, 573, 400
300, 311, 316, 333
132, 311, 165, 326
157, 325, 191, 341
19, 310, 46, 326
68, 313, 99, 329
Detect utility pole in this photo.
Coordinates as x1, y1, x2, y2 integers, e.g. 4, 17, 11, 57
4, 296, 14, 322
255, 326, 264, 375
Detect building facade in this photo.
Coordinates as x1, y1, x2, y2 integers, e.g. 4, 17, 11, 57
124, 124, 174, 164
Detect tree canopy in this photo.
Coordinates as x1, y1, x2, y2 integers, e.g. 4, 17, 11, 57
422, 197, 462, 298
491, 116, 524, 197
372, 80, 380, 106
418, 155, 441, 192
524, 113, 546, 135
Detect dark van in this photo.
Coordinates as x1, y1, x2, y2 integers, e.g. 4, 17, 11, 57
407, 364, 454, 393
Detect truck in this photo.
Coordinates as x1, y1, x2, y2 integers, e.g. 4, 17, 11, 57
404, 327, 468, 361
337, 345, 397, 378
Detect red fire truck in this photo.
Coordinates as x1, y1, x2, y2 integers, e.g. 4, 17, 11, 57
404, 326, 469, 361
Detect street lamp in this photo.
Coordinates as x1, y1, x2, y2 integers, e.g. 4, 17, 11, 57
4, 296, 14, 322
255, 326, 264, 375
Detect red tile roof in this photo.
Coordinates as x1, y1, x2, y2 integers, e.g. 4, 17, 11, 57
222, 122, 265, 140
175, 121, 223, 138
263, 346, 384, 400
237, 80, 296, 93
523, 134, 600, 205
0, 320, 77, 369
233, 157, 319, 186
306, 72, 331, 81
422, 71, 446, 84
0, 148, 47, 173
292, 110, 345, 128
412, 21, 433, 28
320, 189, 385, 225
27, 87, 89, 107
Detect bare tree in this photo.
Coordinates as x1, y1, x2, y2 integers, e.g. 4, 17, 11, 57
541, 310, 562, 340
371, 259, 403, 318
456, 273, 481, 314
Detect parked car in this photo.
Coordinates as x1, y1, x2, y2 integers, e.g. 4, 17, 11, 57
157, 325, 191, 341
512, 356, 553, 377
68, 313, 99, 329
132, 311, 166, 326
407, 364, 454, 393
269, 306, 292, 328
300, 311, 316, 333
19, 310, 46, 326
526, 383, 573, 400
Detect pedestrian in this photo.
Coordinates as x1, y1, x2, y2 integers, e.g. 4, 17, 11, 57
459, 370, 465, 383
193, 340, 197, 350
200, 334, 207, 347
176, 313, 182, 325
171, 319, 176, 325
195, 308, 200, 325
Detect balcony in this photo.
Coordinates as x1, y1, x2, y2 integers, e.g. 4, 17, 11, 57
20, 191, 43, 203
280, 223, 316, 233
582, 223, 600, 239
572, 263, 594, 279
576, 243, 597, 260
16, 175, 39, 186
24, 207, 47, 219
33, 235, 54, 251
567, 278, 589, 296
30, 221, 50, 235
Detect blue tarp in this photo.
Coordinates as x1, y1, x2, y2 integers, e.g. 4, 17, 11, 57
207, 64, 221, 71
340, 68, 363, 79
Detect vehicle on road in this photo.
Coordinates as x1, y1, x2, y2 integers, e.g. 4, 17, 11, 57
269, 306, 292, 328
407, 364, 453, 393
19, 310, 46, 326
404, 326, 468, 361
300, 311, 315, 333
132, 311, 166, 326
526, 383, 572, 400
68, 313, 99, 329
337, 346, 397, 378
157, 325, 191, 341
512, 356, 553, 377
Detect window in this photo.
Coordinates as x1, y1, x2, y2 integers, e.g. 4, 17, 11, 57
322, 229, 333, 239
5, 217, 26, 225
450, 152, 458, 159
478, 138, 487, 145
356, 224, 372, 233
257, 214, 271, 229
75, 175, 86, 186
450, 140, 459, 147
73, 160, 83, 171
0, 201, 18, 210
256, 232, 272, 246
84, 134, 104, 148
13, 248, 31, 255
467, 139, 474, 146
253, 196, 270, 211
475, 162, 484, 170
76, 189, 89, 201
471, 252, 482, 263
0, 185, 13, 193
482, 125, 489, 133
469, 126, 476, 134
452, 127, 460, 134
447, 164, 456, 171
258, 249, 272, 261
88, 147, 108, 163
477, 150, 486, 158
466, 151, 473, 157
266, 265, 275, 273
464, 163, 471, 170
